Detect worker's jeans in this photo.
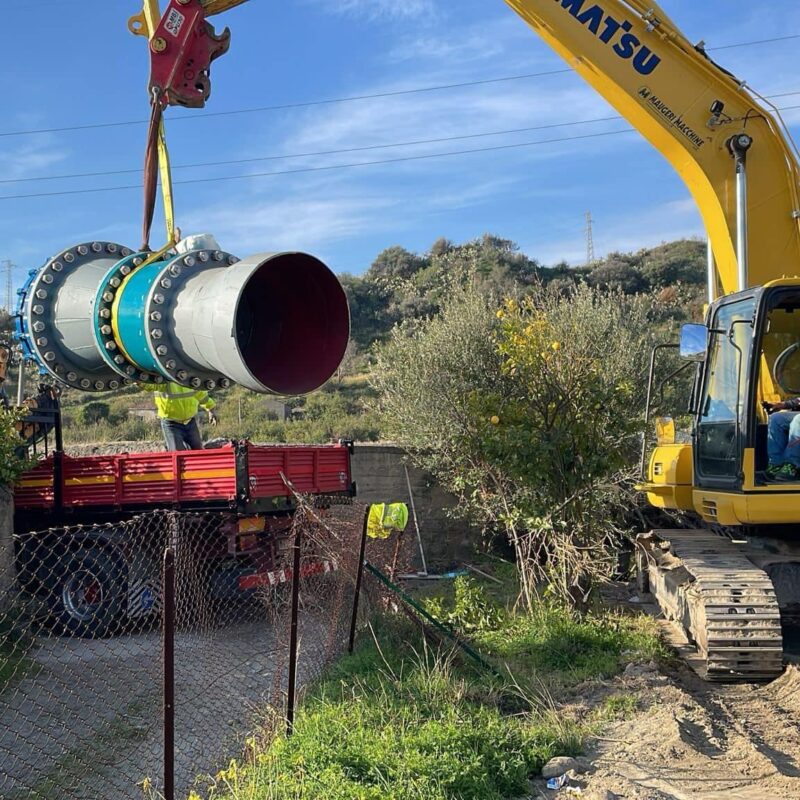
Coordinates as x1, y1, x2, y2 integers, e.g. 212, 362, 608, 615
768, 411, 800, 467
161, 418, 203, 451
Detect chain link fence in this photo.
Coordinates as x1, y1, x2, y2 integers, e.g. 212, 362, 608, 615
0, 501, 414, 800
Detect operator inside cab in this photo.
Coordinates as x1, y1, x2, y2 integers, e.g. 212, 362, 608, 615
759, 297, 800, 481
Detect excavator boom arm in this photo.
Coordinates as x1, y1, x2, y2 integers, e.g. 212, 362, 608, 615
503, 0, 800, 296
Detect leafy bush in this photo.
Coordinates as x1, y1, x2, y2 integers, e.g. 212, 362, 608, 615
374, 283, 656, 606
79, 401, 110, 426
424, 577, 502, 634
0, 410, 34, 487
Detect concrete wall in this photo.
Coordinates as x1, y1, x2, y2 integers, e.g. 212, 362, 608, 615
0, 487, 14, 604
352, 444, 477, 569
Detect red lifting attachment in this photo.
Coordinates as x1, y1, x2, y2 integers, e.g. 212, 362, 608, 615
148, 0, 231, 108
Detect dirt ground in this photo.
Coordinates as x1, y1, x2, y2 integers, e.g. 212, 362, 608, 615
529, 639, 800, 800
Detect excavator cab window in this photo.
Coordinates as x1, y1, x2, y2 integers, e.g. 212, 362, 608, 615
753, 289, 800, 476
695, 296, 756, 485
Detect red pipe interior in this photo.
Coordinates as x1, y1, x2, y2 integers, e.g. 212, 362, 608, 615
235, 253, 350, 394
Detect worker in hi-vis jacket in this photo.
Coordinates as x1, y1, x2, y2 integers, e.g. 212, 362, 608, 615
138, 381, 218, 451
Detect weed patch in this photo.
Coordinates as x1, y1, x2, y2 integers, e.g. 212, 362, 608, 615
192, 573, 663, 800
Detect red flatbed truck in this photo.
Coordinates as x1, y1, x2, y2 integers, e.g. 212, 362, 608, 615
12, 406, 355, 636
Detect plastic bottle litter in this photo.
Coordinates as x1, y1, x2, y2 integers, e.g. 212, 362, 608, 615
546, 774, 569, 790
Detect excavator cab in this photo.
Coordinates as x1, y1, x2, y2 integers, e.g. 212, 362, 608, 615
643, 280, 800, 525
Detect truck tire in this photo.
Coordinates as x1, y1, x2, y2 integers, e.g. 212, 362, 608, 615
46, 547, 126, 638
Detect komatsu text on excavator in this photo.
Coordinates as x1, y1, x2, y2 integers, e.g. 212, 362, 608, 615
502, 0, 800, 680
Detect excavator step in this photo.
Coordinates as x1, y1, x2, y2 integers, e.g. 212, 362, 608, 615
638, 529, 784, 682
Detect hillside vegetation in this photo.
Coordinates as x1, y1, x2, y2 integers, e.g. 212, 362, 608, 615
54, 235, 707, 445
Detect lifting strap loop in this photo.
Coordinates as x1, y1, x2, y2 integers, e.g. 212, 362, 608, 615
157, 121, 176, 246
141, 95, 163, 252
141, 90, 176, 253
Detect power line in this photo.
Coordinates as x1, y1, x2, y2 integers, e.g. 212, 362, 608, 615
4, 102, 800, 201
5, 90, 800, 186
0, 70, 574, 138
709, 34, 800, 51
2, 32, 799, 140
0, 116, 624, 184
0, 129, 638, 201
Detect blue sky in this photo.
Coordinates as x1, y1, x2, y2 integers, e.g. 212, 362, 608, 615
2, 0, 800, 291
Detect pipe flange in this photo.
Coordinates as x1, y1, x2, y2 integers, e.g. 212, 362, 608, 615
22, 242, 133, 392
93, 251, 166, 386
143, 249, 239, 390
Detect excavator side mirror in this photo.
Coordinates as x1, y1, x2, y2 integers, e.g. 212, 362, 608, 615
679, 323, 708, 361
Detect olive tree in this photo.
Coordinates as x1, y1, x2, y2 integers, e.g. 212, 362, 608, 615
373, 282, 655, 607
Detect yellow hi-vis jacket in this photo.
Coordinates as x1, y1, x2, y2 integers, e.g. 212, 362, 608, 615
367, 503, 409, 540
138, 382, 216, 423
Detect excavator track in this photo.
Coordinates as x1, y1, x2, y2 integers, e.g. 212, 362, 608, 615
638, 530, 783, 682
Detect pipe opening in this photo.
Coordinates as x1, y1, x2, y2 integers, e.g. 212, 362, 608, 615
235, 253, 350, 395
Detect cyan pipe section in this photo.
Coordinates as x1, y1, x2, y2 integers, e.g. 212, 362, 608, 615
110, 259, 165, 375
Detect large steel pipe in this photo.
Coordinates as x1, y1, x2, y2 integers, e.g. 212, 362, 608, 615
17, 242, 350, 394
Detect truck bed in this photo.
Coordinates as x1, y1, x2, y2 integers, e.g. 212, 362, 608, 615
15, 441, 354, 527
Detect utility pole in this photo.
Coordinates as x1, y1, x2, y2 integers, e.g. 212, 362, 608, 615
1, 261, 15, 313
585, 212, 596, 266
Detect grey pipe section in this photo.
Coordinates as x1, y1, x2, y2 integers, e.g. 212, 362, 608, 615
19, 242, 350, 396
50, 255, 121, 376
166, 251, 350, 394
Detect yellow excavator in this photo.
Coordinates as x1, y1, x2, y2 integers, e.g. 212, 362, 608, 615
501, 0, 800, 680
132, 0, 799, 679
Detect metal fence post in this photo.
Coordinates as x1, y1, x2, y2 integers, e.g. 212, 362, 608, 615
163, 546, 175, 800
286, 521, 303, 737
348, 506, 370, 654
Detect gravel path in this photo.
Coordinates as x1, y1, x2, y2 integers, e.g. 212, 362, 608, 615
1, 617, 330, 799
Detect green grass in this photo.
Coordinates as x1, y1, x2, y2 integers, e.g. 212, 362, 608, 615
599, 693, 639, 721
191, 574, 664, 800
475, 602, 665, 687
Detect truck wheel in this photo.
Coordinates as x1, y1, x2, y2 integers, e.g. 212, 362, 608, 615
47, 547, 126, 638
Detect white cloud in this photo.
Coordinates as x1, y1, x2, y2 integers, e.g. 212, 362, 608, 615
181, 192, 400, 258
0, 133, 68, 181
385, 14, 542, 69
307, 0, 435, 21
280, 71, 615, 164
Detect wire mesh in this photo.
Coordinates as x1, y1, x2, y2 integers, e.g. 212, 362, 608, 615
0, 501, 414, 799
